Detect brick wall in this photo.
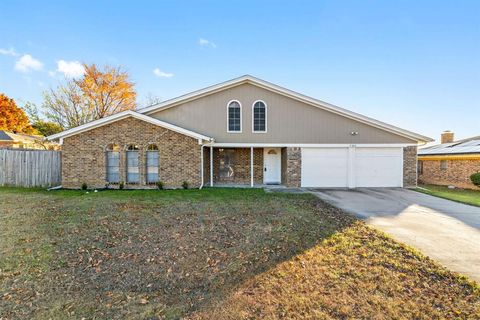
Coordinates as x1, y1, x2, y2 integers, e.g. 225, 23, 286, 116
419, 158, 480, 189
403, 146, 417, 188
282, 147, 301, 187
62, 117, 202, 189
203, 148, 263, 185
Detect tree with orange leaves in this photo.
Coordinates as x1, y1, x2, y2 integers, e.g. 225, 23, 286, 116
0, 93, 36, 134
43, 64, 136, 129
76, 64, 136, 118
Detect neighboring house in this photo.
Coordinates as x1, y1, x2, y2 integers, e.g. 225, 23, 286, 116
418, 131, 480, 189
47, 75, 432, 189
0, 130, 59, 150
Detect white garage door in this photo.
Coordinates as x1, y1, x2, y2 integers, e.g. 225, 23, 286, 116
301, 147, 403, 188
301, 148, 349, 187
354, 148, 403, 187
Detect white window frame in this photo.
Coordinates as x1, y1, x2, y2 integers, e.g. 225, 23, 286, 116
227, 100, 242, 133
126, 144, 140, 184
146, 144, 159, 184
252, 100, 267, 133
105, 144, 120, 183
106, 151, 120, 183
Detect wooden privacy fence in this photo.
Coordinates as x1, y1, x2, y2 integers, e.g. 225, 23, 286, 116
0, 149, 61, 187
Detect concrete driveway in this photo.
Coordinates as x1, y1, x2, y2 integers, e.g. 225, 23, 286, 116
312, 188, 480, 282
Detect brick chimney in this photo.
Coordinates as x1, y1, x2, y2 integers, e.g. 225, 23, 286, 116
441, 130, 454, 144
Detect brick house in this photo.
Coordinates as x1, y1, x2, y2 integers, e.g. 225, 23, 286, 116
47, 75, 432, 189
418, 131, 480, 189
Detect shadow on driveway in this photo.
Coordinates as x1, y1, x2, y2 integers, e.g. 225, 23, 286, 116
312, 188, 480, 282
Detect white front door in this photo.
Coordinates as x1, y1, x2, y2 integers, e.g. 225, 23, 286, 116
263, 148, 281, 184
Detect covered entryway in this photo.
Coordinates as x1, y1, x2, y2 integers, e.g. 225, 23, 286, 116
204, 146, 284, 187
301, 146, 403, 188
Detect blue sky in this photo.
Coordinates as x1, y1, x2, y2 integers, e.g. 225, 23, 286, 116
1, 1, 479, 142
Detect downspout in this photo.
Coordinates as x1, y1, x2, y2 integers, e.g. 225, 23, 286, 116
200, 144, 204, 189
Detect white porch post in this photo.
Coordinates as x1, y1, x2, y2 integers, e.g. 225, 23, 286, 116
210, 146, 213, 186
250, 147, 254, 187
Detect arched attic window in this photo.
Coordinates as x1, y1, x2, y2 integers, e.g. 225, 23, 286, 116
227, 100, 242, 132
252, 100, 267, 132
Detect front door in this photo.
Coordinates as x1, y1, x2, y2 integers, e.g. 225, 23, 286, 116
263, 148, 281, 184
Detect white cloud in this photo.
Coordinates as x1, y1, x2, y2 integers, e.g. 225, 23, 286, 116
14, 54, 43, 72
0, 47, 18, 56
153, 68, 174, 78
198, 38, 217, 48
56, 60, 85, 78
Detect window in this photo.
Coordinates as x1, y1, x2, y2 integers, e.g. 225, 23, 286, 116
227, 100, 241, 132
106, 143, 120, 183
126, 144, 139, 183
146, 144, 159, 183
440, 160, 447, 170
252, 100, 267, 132
418, 160, 423, 175
218, 149, 235, 180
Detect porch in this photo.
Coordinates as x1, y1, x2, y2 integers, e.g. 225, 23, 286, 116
203, 146, 285, 187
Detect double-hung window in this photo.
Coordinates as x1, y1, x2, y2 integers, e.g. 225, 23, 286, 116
227, 100, 242, 132
252, 100, 267, 132
106, 144, 120, 183
146, 144, 159, 183
126, 145, 140, 183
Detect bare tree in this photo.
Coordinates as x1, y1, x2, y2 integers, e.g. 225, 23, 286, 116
142, 93, 162, 109
42, 64, 137, 129
43, 81, 92, 128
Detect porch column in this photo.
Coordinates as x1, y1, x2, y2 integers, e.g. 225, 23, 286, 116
210, 146, 213, 187
250, 147, 254, 187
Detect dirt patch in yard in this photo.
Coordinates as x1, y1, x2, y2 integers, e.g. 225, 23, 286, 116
0, 188, 478, 319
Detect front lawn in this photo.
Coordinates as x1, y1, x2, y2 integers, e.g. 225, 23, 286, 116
418, 184, 480, 207
0, 187, 478, 319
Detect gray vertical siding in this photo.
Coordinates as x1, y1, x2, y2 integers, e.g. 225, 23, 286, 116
150, 83, 416, 144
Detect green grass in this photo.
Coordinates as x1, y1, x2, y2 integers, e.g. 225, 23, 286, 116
418, 184, 480, 207
1, 187, 479, 319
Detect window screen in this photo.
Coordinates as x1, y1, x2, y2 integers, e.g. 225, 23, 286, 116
219, 149, 235, 179
146, 145, 159, 183
253, 101, 266, 132
126, 145, 139, 183
106, 151, 120, 183
228, 101, 241, 132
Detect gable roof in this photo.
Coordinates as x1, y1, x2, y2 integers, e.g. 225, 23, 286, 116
46, 110, 213, 142
0, 130, 44, 142
419, 135, 480, 155
138, 75, 432, 143
0, 130, 13, 141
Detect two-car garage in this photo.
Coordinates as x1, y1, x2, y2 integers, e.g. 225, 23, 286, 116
300, 146, 404, 188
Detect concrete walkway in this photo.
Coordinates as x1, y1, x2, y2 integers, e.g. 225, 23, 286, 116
312, 188, 480, 282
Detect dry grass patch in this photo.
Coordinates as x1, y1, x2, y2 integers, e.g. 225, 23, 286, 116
0, 187, 478, 319
189, 222, 479, 320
